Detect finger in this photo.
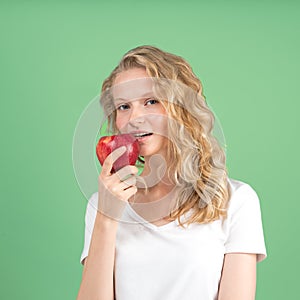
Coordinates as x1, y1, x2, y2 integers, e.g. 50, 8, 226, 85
122, 185, 138, 201
122, 176, 137, 188
102, 146, 126, 176
108, 176, 136, 194
115, 165, 139, 181
100, 166, 137, 191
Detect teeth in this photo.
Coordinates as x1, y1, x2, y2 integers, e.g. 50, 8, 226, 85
134, 132, 150, 137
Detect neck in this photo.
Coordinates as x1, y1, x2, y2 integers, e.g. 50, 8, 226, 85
135, 155, 176, 202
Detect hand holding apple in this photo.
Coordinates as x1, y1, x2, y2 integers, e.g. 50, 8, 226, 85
96, 133, 140, 173
97, 144, 139, 219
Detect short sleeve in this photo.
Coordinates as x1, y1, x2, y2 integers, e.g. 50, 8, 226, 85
79, 192, 98, 265
224, 183, 267, 263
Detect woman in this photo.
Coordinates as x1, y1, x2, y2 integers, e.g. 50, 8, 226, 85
77, 45, 267, 300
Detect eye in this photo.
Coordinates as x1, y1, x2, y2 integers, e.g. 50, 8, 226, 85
145, 99, 159, 106
116, 103, 130, 111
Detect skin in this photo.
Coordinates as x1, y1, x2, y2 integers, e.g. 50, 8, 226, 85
114, 68, 175, 212
77, 68, 257, 300
113, 68, 169, 160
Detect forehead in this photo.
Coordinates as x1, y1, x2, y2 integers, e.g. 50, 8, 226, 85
114, 68, 149, 84
112, 69, 155, 101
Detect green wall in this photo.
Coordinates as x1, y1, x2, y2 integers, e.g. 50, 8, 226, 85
1, 0, 299, 299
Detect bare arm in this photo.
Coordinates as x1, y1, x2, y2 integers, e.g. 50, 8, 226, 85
77, 147, 138, 300
218, 253, 257, 300
77, 213, 118, 300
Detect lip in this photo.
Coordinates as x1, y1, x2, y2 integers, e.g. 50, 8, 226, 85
130, 131, 153, 142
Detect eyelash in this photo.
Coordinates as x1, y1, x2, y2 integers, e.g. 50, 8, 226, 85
116, 99, 159, 111
145, 99, 159, 105
117, 104, 130, 111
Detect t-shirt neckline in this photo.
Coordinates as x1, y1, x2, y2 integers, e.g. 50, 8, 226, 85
125, 202, 178, 231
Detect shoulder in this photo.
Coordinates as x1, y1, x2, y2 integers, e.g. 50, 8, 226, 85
83, 192, 98, 209
88, 192, 98, 207
227, 177, 257, 195
84, 192, 99, 220
224, 178, 267, 262
226, 178, 262, 216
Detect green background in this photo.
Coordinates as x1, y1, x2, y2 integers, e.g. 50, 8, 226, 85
1, 0, 299, 299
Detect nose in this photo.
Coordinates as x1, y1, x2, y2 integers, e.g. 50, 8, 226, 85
128, 103, 145, 127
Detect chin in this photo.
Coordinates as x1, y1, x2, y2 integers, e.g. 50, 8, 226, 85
139, 150, 154, 158
140, 148, 166, 159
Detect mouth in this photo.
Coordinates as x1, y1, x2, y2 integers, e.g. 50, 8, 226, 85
131, 132, 153, 140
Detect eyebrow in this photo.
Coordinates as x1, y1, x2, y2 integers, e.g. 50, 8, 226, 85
113, 92, 155, 102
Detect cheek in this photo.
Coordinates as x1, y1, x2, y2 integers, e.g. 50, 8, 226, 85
149, 114, 169, 137
115, 114, 128, 132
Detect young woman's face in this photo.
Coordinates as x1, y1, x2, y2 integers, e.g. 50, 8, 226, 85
112, 68, 169, 158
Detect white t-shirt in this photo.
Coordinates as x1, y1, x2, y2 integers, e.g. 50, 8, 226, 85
80, 178, 267, 300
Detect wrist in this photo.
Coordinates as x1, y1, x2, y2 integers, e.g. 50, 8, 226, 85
95, 211, 119, 230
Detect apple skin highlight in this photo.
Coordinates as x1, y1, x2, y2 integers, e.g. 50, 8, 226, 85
96, 134, 140, 173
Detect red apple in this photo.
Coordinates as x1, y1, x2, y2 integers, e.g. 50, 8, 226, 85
96, 134, 140, 173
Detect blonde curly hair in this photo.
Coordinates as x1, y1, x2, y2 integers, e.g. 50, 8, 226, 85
100, 45, 231, 226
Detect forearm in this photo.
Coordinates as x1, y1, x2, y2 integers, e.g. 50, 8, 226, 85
77, 213, 118, 300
